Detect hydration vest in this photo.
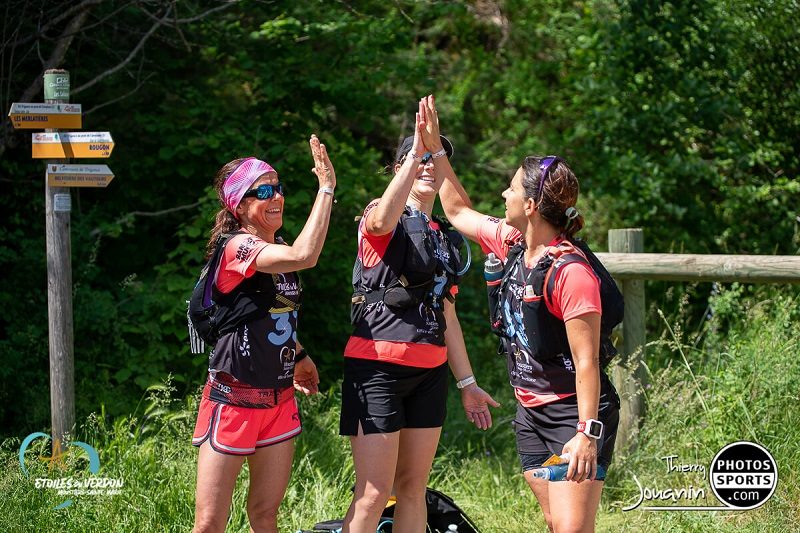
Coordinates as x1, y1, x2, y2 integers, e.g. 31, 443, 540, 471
189, 232, 303, 389
350, 207, 469, 346
188, 232, 300, 349
488, 238, 622, 395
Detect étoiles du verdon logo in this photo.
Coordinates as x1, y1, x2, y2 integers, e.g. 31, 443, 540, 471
19, 432, 124, 509
624, 441, 777, 512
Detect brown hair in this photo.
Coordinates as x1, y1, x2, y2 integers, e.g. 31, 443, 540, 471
520, 156, 585, 239
205, 158, 247, 258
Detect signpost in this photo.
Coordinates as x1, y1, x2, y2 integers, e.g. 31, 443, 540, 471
33, 132, 114, 159
43, 69, 75, 457
46, 164, 114, 187
8, 102, 82, 129
8, 68, 116, 458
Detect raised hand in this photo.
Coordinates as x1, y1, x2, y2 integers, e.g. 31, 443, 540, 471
407, 99, 427, 161
418, 94, 444, 153
309, 134, 336, 190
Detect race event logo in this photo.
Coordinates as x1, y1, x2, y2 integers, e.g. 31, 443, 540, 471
19, 432, 124, 509
624, 440, 777, 511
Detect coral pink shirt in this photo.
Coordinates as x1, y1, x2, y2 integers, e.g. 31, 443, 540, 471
476, 216, 601, 407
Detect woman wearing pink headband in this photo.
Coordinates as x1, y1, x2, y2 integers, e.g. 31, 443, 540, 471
191, 135, 336, 533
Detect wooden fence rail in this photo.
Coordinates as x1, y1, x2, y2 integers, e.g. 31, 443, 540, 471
599, 228, 800, 454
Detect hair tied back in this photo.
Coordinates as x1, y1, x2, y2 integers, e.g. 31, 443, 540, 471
564, 206, 579, 232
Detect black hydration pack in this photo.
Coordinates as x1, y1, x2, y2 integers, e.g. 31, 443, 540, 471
351, 207, 470, 323
305, 486, 481, 533
489, 237, 623, 368
187, 232, 298, 353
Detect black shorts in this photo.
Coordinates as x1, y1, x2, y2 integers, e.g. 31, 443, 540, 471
514, 386, 620, 473
340, 358, 448, 435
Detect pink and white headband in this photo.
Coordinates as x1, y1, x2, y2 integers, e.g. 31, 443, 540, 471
222, 157, 277, 216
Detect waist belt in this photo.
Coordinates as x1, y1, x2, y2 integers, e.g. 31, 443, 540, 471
203, 374, 295, 408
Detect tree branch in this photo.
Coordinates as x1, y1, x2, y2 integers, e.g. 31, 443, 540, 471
7, 0, 105, 48
72, 6, 172, 95
89, 201, 202, 237
83, 72, 155, 116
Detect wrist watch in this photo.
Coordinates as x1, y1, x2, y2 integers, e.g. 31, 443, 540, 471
576, 419, 604, 439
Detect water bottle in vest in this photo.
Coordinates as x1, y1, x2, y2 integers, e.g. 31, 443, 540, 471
484, 252, 504, 335
529, 463, 607, 481
447, 525, 459, 532
484, 252, 503, 284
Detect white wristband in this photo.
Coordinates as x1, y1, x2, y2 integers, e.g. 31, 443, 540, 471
456, 375, 476, 389
409, 153, 423, 163
431, 148, 447, 159
318, 187, 335, 196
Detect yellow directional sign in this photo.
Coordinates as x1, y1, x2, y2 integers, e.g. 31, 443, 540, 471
32, 132, 114, 159
8, 103, 82, 129
46, 164, 114, 188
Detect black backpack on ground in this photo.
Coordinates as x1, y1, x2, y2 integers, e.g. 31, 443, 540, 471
303, 487, 481, 533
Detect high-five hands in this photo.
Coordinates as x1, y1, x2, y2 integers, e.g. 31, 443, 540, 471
309, 134, 336, 190
418, 95, 444, 153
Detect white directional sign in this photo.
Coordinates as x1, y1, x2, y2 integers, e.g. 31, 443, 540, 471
32, 132, 114, 159
46, 164, 114, 188
8, 103, 82, 129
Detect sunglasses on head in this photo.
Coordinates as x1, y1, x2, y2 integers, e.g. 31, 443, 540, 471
536, 156, 560, 199
241, 182, 285, 200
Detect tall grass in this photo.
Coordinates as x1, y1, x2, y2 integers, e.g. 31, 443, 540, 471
2, 289, 798, 532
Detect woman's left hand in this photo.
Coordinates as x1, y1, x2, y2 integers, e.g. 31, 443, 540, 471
561, 433, 598, 483
293, 355, 320, 395
460, 384, 501, 430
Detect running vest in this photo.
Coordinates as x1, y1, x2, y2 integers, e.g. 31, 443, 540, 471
350, 207, 466, 346
207, 236, 303, 389
490, 240, 612, 395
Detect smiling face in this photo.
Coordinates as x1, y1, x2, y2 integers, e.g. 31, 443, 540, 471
501, 167, 533, 232
236, 171, 283, 235
394, 157, 442, 200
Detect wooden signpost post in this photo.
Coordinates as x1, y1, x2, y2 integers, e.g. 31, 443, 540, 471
7, 68, 115, 456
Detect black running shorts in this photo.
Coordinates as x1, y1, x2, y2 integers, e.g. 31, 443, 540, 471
340, 358, 448, 435
514, 386, 620, 473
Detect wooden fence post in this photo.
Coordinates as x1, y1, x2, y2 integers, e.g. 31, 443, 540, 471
44, 68, 75, 456
608, 228, 646, 454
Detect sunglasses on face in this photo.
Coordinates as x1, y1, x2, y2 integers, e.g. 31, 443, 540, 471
241, 182, 285, 200
400, 152, 434, 165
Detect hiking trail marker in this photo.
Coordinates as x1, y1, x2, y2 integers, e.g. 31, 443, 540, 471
47, 164, 115, 188
5, 69, 118, 458
8, 102, 82, 129
32, 132, 114, 159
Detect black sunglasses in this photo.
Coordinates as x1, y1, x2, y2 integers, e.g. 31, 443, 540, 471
400, 152, 434, 165
242, 183, 286, 200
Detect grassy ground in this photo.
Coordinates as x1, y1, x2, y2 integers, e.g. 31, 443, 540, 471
2, 290, 798, 532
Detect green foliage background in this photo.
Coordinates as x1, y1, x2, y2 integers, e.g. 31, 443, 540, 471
0, 0, 798, 451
